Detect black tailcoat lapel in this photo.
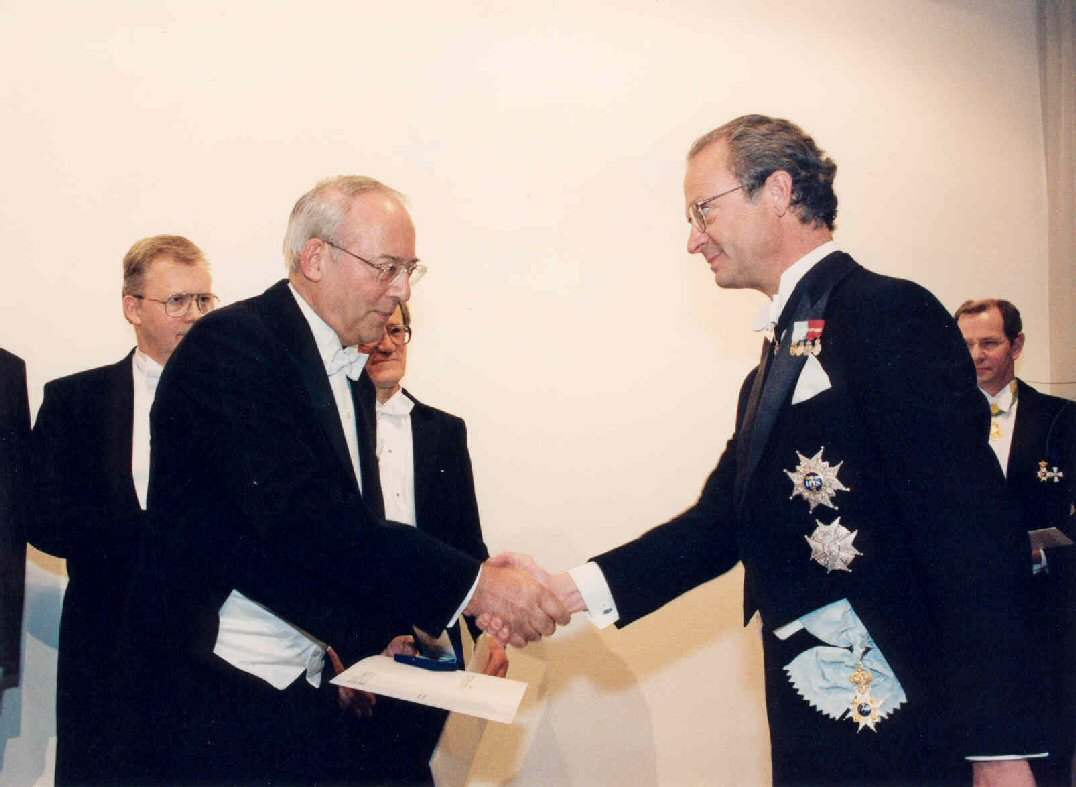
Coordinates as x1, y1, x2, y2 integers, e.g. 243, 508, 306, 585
105, 353, 139, 513
735, 253, 858, 513
253, 281, 358, 493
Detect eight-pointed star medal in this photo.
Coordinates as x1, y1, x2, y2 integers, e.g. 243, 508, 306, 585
785, 447, 850, 512
805, 517, 862, 573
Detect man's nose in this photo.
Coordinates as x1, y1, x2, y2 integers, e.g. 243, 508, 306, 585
386, 271, 411, 303
687, 224, 708, 255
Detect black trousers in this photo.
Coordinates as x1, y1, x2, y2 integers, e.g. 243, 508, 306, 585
122, 654, 378, 785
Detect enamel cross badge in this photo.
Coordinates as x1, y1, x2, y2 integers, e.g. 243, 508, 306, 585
805, 517, 862, 573
786, 447, 850, 512
790, 319, 825, 357
1037, 460, 1064, 483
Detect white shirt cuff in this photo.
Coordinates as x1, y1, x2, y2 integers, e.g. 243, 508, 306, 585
449, 568, 482, 629
569, 562, 619, 629
966, 754, 1046, 761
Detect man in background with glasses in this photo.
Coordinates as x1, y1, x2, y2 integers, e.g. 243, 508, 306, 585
29, 235, 215, 785
348, 302, 509, 783
120, 176, 566, 785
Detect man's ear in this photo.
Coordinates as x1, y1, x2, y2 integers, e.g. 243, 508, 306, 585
1011, 332, 1025, 361
298, 237, 326, 283
122, 295, 142, 326
766, 169, 794, 217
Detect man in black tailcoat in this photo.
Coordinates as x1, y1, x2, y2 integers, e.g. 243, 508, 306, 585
496, 115, 1044, 786
957, 297, 1074, 787
122, 176, 566, 784
30, 236, 214, 785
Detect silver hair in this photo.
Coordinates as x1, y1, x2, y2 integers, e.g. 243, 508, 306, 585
282, 176, 405, 273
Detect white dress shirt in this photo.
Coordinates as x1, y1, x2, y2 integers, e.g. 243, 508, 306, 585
213, 285, 368, 690
131, 349, 164, 510
375, 391, 417, 526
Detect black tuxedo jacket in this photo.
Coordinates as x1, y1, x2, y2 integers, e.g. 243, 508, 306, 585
1007, 380, 1074, 778
1006, 380, 1074, 551
352, 388, 491, 783
0, 348, 29, 691
29, 352, 145, 782
406, 390, 489, 568
593, 253, 1041, 782
126, 280, 482, 675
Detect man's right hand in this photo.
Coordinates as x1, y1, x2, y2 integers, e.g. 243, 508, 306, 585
487, 552, 587, 614
464, 559, 570, 648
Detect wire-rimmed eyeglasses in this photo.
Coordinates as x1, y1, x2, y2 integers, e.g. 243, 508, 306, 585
687, 185, 744, 233
133, 292, 219, 318
359, 322, 412, 352
322, 238, 427, 286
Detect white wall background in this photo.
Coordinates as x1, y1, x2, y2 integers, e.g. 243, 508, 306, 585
0, 0, 1054, 784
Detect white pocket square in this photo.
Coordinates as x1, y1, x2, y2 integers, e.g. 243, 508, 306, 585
792, 355, 831, 405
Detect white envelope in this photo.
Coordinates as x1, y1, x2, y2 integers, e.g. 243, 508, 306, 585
792, 354, 832, 405
331, 653, 527, 724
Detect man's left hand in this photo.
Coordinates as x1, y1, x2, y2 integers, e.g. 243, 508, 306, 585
482, 636, 509, 679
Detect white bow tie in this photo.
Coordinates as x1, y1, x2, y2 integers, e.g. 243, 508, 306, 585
327, 346, 364, 380
377, 393, 414, 418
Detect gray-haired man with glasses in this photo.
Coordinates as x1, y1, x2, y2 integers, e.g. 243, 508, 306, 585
119, 176, 567, 784
29, 234, 214, 785
492, 115, 1044, 786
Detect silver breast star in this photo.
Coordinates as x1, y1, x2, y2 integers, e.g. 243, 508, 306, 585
785, 447, 850, 512
805, 517, 862, 573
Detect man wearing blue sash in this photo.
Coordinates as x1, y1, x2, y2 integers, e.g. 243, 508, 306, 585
498, 115, 1044, 786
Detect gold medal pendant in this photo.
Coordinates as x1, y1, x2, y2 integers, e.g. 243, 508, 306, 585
990, 419, 1002, 440
847, 661, 882, 732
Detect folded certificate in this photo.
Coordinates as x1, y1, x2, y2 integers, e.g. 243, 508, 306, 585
1029, 527, 1074, 550
331, 654, 527, 724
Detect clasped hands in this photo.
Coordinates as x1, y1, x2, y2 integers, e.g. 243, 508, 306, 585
464, 553, 587, 649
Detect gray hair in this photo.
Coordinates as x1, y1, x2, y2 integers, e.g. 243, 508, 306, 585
689, 115, 838, 231
282, 176, 405, 273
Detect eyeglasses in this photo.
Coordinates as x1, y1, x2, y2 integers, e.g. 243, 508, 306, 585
687, 185, 744, 233
134, 292, 219, 318
321, 238, 427, 286
360, 323, 412, 351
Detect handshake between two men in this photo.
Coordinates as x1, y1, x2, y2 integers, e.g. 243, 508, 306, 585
464, 553, 584, 649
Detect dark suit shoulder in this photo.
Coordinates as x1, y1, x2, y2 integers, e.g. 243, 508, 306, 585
832, 264, 944, 315
0, 348, 25, 374
42, 354, 134, 401
1018, 380, 1074, 415
404, 390, 466, 430
164, 281, 309, 381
